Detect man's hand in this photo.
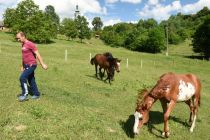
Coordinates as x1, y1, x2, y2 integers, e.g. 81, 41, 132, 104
42, 64, 48, 70
20, 66, 25, 72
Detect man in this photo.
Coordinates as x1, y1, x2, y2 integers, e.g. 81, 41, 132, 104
16, 32, 47, 101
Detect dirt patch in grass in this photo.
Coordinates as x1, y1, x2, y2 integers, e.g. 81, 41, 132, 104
15, 124, 27, 132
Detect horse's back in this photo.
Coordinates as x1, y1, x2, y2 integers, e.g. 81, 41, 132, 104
151, 73, 201, 99
95, 54, 109, 67
159, 73, 200, 86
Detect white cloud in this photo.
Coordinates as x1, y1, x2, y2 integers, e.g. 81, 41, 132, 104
0, 0, 107, 21
121, 0, 142, 4
103, 19, 122, 26
139, 1, 182, 21
0, 0, 16, 5
105, 0, 119, 4
0, 0, 17, 20
105, 0, 142, 4
139, 0, 210, 21
148, 0, 159, 5
181, 0, 210, 14
32, 0, 107, 19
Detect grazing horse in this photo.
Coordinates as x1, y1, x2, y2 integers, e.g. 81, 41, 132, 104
90, 53, 121, 84
100, 52, 115, 79
133, 72, 201, 138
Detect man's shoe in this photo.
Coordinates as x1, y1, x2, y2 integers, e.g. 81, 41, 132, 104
31, 95, 40, 100
18, 95, 28, 102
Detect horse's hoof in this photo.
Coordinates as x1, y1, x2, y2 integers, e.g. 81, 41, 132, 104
162, 132, 170, 138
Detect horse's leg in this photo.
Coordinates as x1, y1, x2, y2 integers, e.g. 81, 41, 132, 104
102, 68, 105, 77
111, 70, 115, 81
104, 69, 110, 83
190, 95, 199, 132
162, 100, 176, 138
185, 99, 194, 125
160, 99, 167, 114
95, 64, 98, 78
99, 67, 103, 79
99, 67, 104, 80
107, 69, 112, 85
108, 74, 111, 85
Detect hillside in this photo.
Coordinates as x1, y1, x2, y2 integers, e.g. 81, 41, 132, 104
0, 32, 210, 139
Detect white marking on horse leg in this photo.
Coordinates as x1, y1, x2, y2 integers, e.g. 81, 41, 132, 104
162, 132, 170, 137
190, 115, 197, 132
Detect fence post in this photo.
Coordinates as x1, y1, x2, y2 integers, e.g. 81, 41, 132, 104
65, 49, 68, 61
126, 58, 128, 68
89, 53, 92, 61
141, 59, 143, 69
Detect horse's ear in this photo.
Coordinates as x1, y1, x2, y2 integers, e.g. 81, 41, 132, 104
116, 58, 121, 62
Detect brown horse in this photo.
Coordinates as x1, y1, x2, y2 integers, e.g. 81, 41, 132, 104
90, 53, 121, 84
133, 72, 201, 138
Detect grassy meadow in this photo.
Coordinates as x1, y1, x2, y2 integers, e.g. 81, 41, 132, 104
0, 31, 210, 140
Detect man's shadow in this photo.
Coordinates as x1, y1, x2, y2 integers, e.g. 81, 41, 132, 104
119, 111, 191, 138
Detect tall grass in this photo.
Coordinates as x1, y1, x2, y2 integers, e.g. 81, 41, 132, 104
0, 32, 210, 139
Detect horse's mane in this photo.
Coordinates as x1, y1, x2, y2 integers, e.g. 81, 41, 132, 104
136, 89, 149, 107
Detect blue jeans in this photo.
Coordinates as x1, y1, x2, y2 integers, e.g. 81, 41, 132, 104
19, 64, 40, 96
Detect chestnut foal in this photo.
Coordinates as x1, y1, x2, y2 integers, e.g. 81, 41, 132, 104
133, 72, 201, 138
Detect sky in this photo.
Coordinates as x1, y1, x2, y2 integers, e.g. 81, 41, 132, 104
0, 0, 210, 27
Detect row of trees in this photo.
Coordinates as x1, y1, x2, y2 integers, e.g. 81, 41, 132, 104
3, 0, 103, 43
3, 0, 210, 58
59, 16, 103, 42
101, 19, 166, 53
100, 7, 210, 57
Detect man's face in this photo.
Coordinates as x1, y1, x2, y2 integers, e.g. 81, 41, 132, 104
16, 33, 25, 43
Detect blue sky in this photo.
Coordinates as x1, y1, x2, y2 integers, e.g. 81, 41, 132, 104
99, 0, 199, 22
0, 0, 210, 26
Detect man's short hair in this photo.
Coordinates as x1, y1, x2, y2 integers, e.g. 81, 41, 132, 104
18, 31, 26, 37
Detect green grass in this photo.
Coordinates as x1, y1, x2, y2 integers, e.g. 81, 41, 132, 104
0, 31, 210, 140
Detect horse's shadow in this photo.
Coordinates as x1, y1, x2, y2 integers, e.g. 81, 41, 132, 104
85, 74, 97, 79
85, 74, 111, 84
119, 115, 135, 138
119, 111, 191, 138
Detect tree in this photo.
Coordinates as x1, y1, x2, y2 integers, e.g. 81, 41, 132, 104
3, 8, 16, 29
92, 17, 103, 31
100, 25, 115, 44
75, 15, 91, 42
3, 0, 58, 43
192, 15, 210, 58
45, 5, 60, 34
146, 27, 166, 53
60, 18, 77, 40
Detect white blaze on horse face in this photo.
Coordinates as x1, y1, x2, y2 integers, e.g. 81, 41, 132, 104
117, 62, 120, 71
177, 80, 195, 101
133, 111, 142, 134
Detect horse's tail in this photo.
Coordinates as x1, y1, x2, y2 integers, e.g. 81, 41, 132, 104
198, 94, 201, 107
90, 57, 95, 65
